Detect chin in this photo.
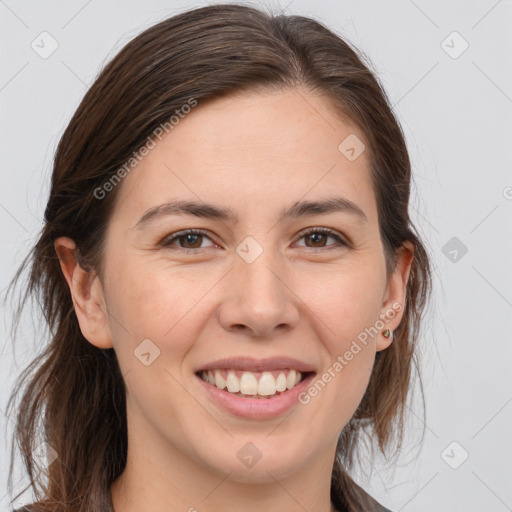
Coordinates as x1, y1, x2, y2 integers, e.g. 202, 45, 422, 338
199, 440, 307, 483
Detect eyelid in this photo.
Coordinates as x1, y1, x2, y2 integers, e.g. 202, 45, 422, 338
160, 226, 351, 252
160, 228, 218, 249
293, 227, 350, 249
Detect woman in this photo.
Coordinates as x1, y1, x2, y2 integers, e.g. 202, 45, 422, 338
5, 3, 433, 511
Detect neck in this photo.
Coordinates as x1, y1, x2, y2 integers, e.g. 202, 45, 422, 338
110, 407, 339, 512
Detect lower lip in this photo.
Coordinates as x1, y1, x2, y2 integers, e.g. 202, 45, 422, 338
195, 372, 316, 420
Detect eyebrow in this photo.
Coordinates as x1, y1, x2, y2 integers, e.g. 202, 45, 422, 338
134, 196, 368, 230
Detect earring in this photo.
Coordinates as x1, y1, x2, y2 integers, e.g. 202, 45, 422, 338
382, 329, 392, 338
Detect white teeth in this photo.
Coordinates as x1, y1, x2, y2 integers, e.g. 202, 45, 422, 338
240, 372, 258, 395
226, 370, 240, 393
201, 369, 305, 397
286, 369, 296, 390
275, 372, 287, 392
258, 372, 276, 396
214, 371, 226, 390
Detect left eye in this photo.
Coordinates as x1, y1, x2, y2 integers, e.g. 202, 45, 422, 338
161, 228, 348, 252
295, 228, 348, 250
161, 229, 216, 251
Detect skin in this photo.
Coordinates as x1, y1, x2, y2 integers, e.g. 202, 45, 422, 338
55, 87, 414, 512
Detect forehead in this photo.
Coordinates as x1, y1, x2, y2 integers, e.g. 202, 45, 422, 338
110, 87, 377, 227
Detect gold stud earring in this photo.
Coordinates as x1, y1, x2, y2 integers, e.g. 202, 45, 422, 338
382, 329, 392, 338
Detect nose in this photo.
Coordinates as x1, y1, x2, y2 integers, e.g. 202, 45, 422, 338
217, 247, 300, 338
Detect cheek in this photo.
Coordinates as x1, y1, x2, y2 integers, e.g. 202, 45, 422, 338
300, 263, 384, 349
106, 261, 217, 366
301, 265, 383, 410
106, 265, 205, 422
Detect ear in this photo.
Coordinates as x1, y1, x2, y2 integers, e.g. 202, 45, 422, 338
54, 236, 113, 349
376, 240, 415, 352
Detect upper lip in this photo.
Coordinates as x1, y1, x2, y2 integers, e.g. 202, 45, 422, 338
197, 356, 316, 373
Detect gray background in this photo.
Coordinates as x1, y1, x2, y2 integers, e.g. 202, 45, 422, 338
1, 0, 511, 511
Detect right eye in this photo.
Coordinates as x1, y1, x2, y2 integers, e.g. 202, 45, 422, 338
160, 229, 218, 253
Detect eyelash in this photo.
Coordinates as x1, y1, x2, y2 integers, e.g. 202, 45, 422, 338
160, 227, 350, 254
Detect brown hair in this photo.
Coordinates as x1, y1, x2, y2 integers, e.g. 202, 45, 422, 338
5, 3, 433, 511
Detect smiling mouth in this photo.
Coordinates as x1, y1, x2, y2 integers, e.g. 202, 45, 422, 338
196, 368, 315, 399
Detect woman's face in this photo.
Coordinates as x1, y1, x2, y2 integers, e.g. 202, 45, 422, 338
58, 87, 412, 487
